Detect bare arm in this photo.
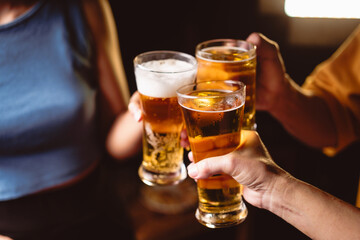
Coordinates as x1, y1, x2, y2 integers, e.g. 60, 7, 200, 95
246, 33, 337, 149
272, 174, 360, 240
82, 0, 142, 159
106, 92, 143, 159
187, 130, 360, 240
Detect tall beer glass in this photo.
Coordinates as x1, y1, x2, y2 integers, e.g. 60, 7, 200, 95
177, 80, 247, 228
196, 39, 256, 130
134, 51, 197, 186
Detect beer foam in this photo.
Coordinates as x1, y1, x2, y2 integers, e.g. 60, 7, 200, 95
135, 59, 197, 98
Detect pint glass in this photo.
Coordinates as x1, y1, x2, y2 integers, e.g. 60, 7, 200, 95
134, 51, 197, 186
196, 39, 256, 130
177, 80, 247, 228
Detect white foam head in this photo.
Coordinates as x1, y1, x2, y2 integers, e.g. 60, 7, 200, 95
135, 59, 197, 98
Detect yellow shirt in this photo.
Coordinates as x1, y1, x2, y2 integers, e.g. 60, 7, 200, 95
302, 24, 360, 207
303, 24, 360, 156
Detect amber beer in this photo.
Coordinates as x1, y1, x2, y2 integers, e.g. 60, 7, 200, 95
134, 51, 197, 186
196, 39, 256, 129
177, 80, 247, 228
140, 94, 183, 173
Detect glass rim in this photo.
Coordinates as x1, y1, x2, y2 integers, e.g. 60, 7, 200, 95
195, 39, 256, 62
134, 50, 198, 74
176, 80, 246, 100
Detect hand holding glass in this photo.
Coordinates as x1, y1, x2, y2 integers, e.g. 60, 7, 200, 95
177, 80, 247, 228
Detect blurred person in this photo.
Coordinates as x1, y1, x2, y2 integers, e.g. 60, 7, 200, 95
0, 0, 142, 239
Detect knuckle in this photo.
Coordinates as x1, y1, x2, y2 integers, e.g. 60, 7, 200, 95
201, 160, 211, 177
226, 154, 239, 176
269, 43, 279, 54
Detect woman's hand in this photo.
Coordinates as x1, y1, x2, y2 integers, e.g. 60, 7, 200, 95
128, 91, 191, 149
128, 91, 142, 122
187, 130, 290, 209
106, 91, 143, 160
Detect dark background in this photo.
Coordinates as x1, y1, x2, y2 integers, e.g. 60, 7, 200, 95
109, 0, 356, 93
107, 1, 360, 239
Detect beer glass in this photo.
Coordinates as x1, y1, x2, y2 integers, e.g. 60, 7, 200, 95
134, 51, 197, 186
196, 39, 256, 130
177, 80, 247, 228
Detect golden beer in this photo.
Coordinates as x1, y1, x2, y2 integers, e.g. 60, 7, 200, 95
196, 39, 256, 129
177, 81, 247, 228
140, 93, 184, 174
134, 51, 197, 186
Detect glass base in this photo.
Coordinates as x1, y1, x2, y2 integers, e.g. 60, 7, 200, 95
139, 178, 198, 214
195, 201, 248, 228
138, 163, 187, 186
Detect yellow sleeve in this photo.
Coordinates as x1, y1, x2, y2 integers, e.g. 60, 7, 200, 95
302, 24, 360, 156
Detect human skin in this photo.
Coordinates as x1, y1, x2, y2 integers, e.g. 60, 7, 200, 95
82, 0, 143, 160
187, 130, 360, 240
246, 33, 337, 149
125, 30, 360, 240
0, 0, 142, 238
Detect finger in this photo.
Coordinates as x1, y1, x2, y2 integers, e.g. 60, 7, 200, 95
128, 91, 142, 122
180, 129, 190, 148
187, 131, 261, 180
246, 33, 280, 60
180, 128, 188, 140
128, 103, 142, 122
181, 140, 190, 150
186, 131, 256, 163
187, 154, 234, 179
187, 151, 194, 162
246, 32, 262, 46
187, 162, 198, 178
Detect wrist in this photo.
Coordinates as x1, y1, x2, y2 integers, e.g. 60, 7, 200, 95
262, 171, 297, 217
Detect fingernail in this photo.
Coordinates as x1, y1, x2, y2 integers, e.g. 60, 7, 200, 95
128, 102, 135, 112
134, 111, 142, 122
187, 164, 198, 178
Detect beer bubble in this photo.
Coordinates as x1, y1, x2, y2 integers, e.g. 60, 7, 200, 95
225, 98, 235, 108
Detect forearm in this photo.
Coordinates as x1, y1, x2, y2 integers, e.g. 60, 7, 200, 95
106, 110, 143, 160
0, 235, 12, 240
267, 175, 360, 240
270, 75, 337, 149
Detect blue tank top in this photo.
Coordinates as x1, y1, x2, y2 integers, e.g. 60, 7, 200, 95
0, 1, 101, 200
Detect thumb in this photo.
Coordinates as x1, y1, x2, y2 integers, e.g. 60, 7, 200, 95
128, 91, 142, 122
187, 153, 235, 179
128, 102, 142, 122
